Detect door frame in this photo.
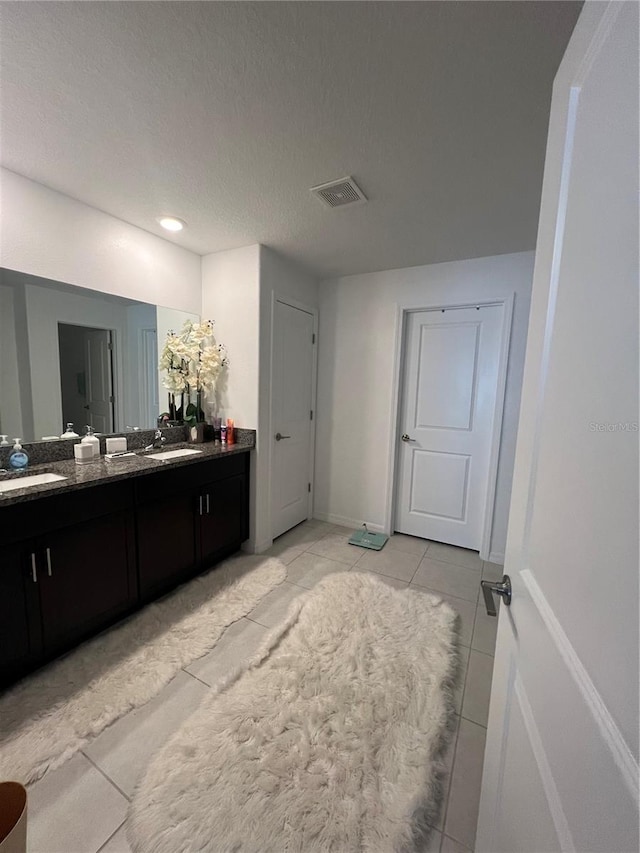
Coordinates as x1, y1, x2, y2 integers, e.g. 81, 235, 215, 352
267, 293, 319, 542
384, 295, 514, 560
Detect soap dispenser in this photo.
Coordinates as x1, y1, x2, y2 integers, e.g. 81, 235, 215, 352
8, 439, 29, 471
81, 426, 100, 458
61, 423, 79, 439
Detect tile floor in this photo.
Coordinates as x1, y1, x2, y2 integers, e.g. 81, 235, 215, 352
24, 519, 501, 853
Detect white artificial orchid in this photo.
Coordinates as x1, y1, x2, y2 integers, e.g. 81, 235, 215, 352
160, 319, 228, 396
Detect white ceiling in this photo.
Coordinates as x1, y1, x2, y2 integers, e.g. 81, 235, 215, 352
1, 1, 581, 279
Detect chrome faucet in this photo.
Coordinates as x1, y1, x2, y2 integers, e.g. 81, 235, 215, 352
144, 429, 166, 451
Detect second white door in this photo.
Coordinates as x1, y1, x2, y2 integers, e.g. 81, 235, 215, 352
271, 300, 315, 539
395, 304, 504, 549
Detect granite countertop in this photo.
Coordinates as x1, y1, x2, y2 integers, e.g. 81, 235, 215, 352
0, 438, 254, 507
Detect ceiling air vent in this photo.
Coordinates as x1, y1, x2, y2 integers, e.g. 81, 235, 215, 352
310, 176, 367, 209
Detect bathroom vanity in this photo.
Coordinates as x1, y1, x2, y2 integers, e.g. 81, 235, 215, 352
0, 440, 253, 686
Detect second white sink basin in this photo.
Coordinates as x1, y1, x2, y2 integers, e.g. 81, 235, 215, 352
0, 472, 67, 494
147, 448, 204, 461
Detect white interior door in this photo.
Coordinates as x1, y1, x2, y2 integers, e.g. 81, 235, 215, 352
85, 328, 114, 434
271, 300, 315, 539
477, 4, 639, 852
395, 304, 504, 550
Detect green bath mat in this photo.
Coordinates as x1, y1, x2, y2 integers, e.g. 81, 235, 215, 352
348, 526, 389, 551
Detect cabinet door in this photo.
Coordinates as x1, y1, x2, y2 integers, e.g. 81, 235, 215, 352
137, 489, 197, 600
200, 474, 245, 566
38, 512, 136, 656
0, 544, 41, 685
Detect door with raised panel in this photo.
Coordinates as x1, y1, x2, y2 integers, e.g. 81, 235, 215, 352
395, 304, 504, 549
477, 4, 638, 851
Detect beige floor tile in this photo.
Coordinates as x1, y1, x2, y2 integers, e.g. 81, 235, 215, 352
481, 560, 504, 581
98, 824, 132, 853
186, 617, 269, 686
444, 718, 487, 850
308, 533, 362, 565
424, 827, 442, 852
410, 586, 476, 648
287, 552, 349, 589
386, 533, 430, 557
354, 547, 421, 581
247, 580, 306, 628
441, 834, 472, 853
84, 669, 208, 797
413, 558, 480, 602
263, 536, 306, 565
452, 644, 471, 715
28, 753, 128, 853
272, 522, 325, 551
427, 542, 482, 573
461, 650, 494, 727
471, 602, 499, 656
430, 714, 460, 831
354, 569, 409, 590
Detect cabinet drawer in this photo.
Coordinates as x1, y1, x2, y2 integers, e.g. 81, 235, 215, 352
2, 481, 134, 545
134, 453, 247, 504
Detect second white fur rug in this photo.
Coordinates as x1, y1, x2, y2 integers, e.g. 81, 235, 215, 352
0, 554, 286, 785
129, 572, 458, 853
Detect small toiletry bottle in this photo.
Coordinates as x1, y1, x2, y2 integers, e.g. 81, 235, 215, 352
226, 418, 235, 445
8, 439, 29, 471
213, 417, 221, 445
61, 423, 79, 439
82, 426, 100, 458
0, 435, 9, 446
220, 423, 227, 445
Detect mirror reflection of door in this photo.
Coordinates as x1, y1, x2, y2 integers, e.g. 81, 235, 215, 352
58, 323, 115, 434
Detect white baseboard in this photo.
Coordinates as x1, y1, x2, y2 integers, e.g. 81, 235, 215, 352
312, 512, 386, 534
488, 550, 505, 566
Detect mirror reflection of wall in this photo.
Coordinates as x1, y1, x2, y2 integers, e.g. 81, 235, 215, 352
0, 268, 199, 442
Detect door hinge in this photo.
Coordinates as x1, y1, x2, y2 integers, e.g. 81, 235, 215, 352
310, 409, 313, 420
107, 341, 113, 351
308, 482, 311, 493
312, 333, 316, 344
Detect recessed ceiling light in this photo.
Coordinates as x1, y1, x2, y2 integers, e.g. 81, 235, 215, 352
157, 216, 186, 232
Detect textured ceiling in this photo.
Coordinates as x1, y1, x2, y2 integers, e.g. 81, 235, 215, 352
0, 1, 581, 278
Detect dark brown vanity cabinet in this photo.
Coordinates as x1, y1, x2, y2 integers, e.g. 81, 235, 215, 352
135, 453, 249, 602
36, 511, 136, 656
0, 544, 41, 684
0, 451, 250, 687
0, 482, 137, 685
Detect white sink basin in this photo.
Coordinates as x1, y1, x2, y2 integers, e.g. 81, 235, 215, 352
147, 448, 204, 461
0, 472, 68, 494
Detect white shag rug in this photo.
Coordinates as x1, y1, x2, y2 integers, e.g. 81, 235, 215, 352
0, 554, 286, 785
128, 572, 458, 853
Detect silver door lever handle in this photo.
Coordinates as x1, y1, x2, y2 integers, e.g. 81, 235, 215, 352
481, 575, 512, 617
275, 433, 291, 441
401, 434, 414, 442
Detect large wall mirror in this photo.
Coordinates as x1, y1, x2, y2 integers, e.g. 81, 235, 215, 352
0, 268, 199, 443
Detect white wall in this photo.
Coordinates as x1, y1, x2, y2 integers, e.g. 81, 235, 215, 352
201, 244, 318, 552
1, 168, 202, 314
201, 244, 261, 428
314, 251, 534, 562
